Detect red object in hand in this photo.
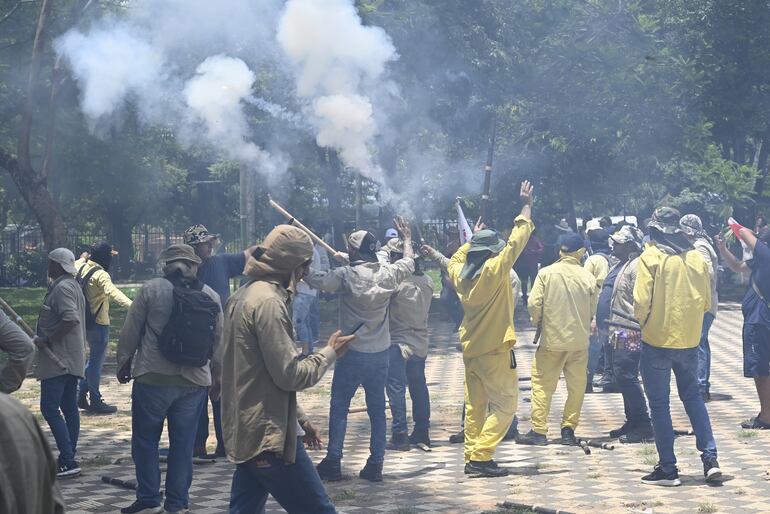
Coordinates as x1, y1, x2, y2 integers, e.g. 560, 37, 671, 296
729, 220, 745, 238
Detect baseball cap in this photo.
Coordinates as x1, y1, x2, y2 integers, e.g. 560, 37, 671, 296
183, 224, 219, 246
48, 248, 77, 275
585, 219, 601, 231
384, 228, 398, 239
348, 230, 378, 254
560, 233, 585, 253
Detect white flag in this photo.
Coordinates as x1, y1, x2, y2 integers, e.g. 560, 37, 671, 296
456, 198, 473, 244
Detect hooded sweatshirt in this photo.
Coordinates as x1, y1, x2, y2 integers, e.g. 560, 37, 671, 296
218, 225, 338, 464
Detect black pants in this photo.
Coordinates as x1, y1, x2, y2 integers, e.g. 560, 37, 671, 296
612, 347, 650, 426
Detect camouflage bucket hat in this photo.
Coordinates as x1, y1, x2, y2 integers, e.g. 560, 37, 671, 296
680, 214, 705, 238
610, 225, 644, 248
648, 207, 683, 235
183, 224, 219, 246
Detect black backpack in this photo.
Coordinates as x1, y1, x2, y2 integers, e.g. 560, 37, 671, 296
76, 263, 103, 329
157, 275, 220, 367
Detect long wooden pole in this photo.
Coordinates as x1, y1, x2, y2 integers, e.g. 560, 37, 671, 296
480, 114, 497, 222
0, 295, 66, 371
268, 197, 344, 261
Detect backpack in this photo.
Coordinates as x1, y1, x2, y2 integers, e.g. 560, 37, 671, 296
76, 263, 103, 329
157, 275, 220, 367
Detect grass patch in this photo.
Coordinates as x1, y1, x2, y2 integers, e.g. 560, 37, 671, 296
738, 429, 758, 439
330, 489, 357, 503
698, 502, 718, 513
636, 444, 656, 456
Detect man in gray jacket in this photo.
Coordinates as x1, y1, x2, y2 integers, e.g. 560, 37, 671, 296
308, 218, 415, 482
117, 244, 223, 514
0, 309, 34, 394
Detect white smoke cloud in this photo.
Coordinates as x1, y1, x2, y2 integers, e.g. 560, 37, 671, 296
277, 0, 398, 185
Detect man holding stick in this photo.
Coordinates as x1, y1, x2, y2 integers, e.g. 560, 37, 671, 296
307, 217, 415, 482
445, 181, 534, 478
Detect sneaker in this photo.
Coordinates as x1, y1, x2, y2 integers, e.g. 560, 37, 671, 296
702, 391, 711, 402
88, 398, 117, 415
448, 430, 465, 444
388, 432, 411, 451
77, 389, 89, 411
609, 421, 633, 438
560, 427, 577, 445
57, 461, 81, 479
120, 501, 163, 514
316, 458, 343, 481
620, 425, 654, 444
704, 459, 722, 482
214, 446, 226, 458
408, 431, 431, 447
464, 460, 509, 478
516, 429, 547, 446
359, 460, 383, 482
641, 465, 681, 487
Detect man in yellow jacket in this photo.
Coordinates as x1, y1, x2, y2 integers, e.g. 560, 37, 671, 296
633, 207, 721, 487
517, 233, 597, 445
446, 181, 534, 478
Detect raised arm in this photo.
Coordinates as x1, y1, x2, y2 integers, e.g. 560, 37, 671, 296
715, 234, 749, 273
499, 181, 535, 269
94, 270, 132, 309
304, 267, 345, 293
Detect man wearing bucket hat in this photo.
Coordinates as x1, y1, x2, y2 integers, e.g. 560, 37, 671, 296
117, 244, 223, 514
35, 248, 87, 479
602, 225, 652, 443
307, 217, 415, 482
517, 233, 597, 446
218, 225, 355, 513
445, 181, 534, 478
183, 224, 256, 459
680, 214, 719, 401
634, 207, 720, 486
383, 238, 435, 450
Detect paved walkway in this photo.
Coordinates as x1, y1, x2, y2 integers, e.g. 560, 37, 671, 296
14, 302, 770, 513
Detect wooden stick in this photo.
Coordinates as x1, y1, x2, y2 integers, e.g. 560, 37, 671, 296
268, 196, 343, 261
0, 295, 67, 371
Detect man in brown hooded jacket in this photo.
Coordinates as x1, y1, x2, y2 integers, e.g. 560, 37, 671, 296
218, 225, 354, 514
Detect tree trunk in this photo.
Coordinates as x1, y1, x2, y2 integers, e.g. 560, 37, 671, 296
317, 148, 346, 250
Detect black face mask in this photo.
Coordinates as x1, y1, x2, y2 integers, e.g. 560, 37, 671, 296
89, 251, 112, 272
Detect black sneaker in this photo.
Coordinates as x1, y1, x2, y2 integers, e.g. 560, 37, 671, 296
409, 431, 431, 447
214, 446, 226, 458
77, 389, 89, 411
560, 427, 577, 445
702, 391, 711, 402
89, 398, 117, 415
448, 430, 465, 444
609, 421, 632, 438
703, 459, 722, 482
57, 461, 81, 479
516, 429, 547, 446
120, 501, 163, 514
620, 425, 654, 444
641, 465, 681, 487
359, 460, 383, 482
316, 458, 343, 481
503, 425, 519, 441
464, 460, 509, 478
388, 432, 411, 451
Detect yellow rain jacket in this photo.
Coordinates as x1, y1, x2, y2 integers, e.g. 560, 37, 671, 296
528, 254, 598, 352
447, 215, 534, 359
584, 253, 611, 288
633, 243, 711, 349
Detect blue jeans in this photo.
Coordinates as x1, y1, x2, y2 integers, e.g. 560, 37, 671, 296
587, 333, 607, 376
612, 348, 650, 426
309, 295, 321, 343
386, 346, 430, 436
80, 324, 110, 401
640, 343, 718, 473
194, 394, 224, 453
40, 374, 80, 466
229, 438, 336, 514
698, 313, 715, 393
292, 293, 314, 349
131, 381, 207, 511
326, 349, 389, 464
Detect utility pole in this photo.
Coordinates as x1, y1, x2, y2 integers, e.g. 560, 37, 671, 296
480, 114, 497, 222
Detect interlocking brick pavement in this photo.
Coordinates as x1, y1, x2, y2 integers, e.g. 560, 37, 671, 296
13, 302, 770, 513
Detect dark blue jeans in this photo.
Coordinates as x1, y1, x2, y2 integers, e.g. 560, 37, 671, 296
386, 346, 430, 436
309, 295, 321, 343
80, 324, 110, 401
131, 381, 207, 511
194, 393, 224, 453
229, 438, 336, 514
40, 374, 80, 466
697, 313, 715, 393
640, 343, 718, 473
612, 347, 650, 426
326, 349, 388, 464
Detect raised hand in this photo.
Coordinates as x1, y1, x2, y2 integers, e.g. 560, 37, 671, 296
520, 180, 534, 205
394, 216, 412, 240
473, 217, 487, 234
